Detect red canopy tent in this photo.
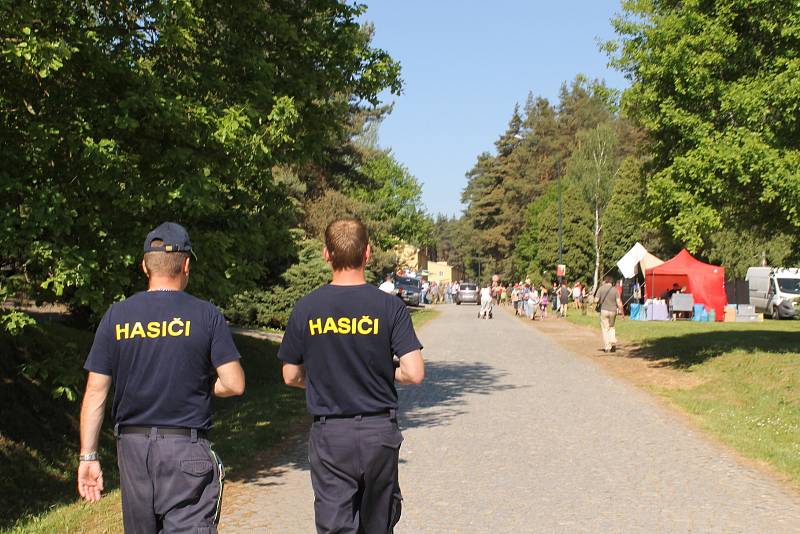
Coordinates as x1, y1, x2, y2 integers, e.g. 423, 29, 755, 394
644, 249, 727, 320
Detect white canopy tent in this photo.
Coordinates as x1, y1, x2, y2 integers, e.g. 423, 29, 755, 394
616, 242, 664, 278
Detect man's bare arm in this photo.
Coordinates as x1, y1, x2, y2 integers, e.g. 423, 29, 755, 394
78, 372, 112, 503
395, 349, 424, 385
80, 372, 111, 455
214, 360, 245, 397
282, 362, 306, 389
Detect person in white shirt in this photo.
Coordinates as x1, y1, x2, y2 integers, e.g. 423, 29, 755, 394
420, 280, 429, 304
479, 283, 493, 319
378, 274, 395, 294
572, 283, 583, 311
528, 286, 539, 320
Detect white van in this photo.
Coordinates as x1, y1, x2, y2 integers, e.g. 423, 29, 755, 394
745, 267, 800, 319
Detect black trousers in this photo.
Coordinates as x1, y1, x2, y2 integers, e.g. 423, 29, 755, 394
309, 412, 403, 534
117, 429, 222, 534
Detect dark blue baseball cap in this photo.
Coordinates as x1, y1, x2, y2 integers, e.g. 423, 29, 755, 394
143, 222, 193, 254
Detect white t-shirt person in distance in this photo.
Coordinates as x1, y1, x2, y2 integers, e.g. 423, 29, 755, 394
378, 275, 395, 294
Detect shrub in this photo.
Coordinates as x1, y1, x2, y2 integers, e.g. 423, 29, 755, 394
225, 239, 331, 329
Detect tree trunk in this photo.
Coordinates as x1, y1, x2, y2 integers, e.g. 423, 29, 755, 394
592, 205, 601, 294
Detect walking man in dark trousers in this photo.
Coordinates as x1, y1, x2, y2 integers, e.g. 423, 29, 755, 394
78, 222, 245, 533
279, 217, 425, 533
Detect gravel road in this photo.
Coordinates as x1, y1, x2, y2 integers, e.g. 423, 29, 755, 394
221, 303, 800, 533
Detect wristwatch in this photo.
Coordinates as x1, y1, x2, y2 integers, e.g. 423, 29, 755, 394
79, 452, 99, 462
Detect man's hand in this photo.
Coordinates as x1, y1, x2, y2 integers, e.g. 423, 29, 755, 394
77, 461, 104, 503
282, 362, 306, 389
78, 372, 111, 502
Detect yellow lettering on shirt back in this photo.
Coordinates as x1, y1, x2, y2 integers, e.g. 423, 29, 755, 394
114, 319, 191, 341
130, 322, 146, 339
322, 317, 337, 334
115, 323, 130, 341
309, 318, 322, 336
337, 317, 351, 334
306, 316, 380, 336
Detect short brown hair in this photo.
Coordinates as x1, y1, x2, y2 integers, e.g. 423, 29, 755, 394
324, 218, 368, 271
144, 239, 189, 276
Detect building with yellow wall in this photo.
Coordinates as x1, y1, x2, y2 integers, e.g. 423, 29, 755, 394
426, 261, 463, 284
394, 243, 427, 274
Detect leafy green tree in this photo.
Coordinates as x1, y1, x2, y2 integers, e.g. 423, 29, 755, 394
554, 75, 618, 156
0, 1, 401, 330
707, 229, 797, 280
566, 123, 623, 292
225, 237, 330, 329
459, 77, 623, 281
356, 151, 434, 250
601, 156, 669, 272
514, 180, 594, 286
606, 0, 800, 257
430, 215, 460, 264
461, 108, 524, 278
299, 148, 432, 278
299, 188, 392, 283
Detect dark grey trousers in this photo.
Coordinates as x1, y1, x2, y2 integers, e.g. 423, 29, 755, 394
309, 413, 403, 534
117, 429, 221, 534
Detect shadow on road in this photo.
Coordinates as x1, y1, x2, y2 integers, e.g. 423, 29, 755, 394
226, 360, 524, 484
399, 360, 524, 430
225, 430, 310, 485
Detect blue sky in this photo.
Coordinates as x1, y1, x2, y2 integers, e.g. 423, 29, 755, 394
361, 1, 629, 217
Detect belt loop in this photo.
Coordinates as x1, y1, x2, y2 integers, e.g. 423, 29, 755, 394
190, 429, 198, 443
149, 427, 159, 441
113, 424, 120, 438
320, 416, 327, 424
389, 409, 397, 422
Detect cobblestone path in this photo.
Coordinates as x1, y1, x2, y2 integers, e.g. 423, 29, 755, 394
221, 304, 800, 533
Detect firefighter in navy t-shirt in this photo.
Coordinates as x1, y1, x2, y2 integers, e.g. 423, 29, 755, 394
77, 222, 245, 533
279, 217, 425, 533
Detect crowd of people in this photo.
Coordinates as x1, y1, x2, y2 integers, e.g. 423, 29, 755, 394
486, 279, 589, 320
379, 274, 592, 318
379, 276, 464, 305
379, 270, 625, 358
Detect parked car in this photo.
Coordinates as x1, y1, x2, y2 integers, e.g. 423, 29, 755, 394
455, 283, 480, 305
746, 267, 800, 319
395, 276, 423, 306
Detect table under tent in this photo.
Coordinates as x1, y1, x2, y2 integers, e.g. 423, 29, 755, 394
644, 249, 727, 321
616, 244, 727, 321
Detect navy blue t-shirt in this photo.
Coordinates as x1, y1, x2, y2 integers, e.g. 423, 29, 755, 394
84, 291, 241, 430
278, 283, 423, 416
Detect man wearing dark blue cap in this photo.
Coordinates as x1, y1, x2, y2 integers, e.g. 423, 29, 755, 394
77, 222, 245, 533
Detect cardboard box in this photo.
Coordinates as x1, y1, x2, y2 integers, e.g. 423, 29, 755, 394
724, 308, 737, 322
737, 304, 756, 315
757, 313, 764, 322
736, 314, 759, 322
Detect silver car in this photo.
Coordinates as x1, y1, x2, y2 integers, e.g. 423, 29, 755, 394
455, 283, 480, 305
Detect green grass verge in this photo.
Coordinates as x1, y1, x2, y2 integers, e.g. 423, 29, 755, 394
408, 307, 439, 330
567, 312, 800, 485
3, 307, 440, 533
0, 321, 108, 532
2, 329, 305, 534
